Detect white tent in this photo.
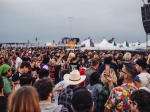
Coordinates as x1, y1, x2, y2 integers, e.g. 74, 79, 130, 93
135, 40, 140, 46
81, 39, 99, 50
98, 39, 119, 50
132, 42, 146, 50
131, 39, 150, 50
81, 39, 95, 47
46, 42, 52, 46
123, 40, 129, 48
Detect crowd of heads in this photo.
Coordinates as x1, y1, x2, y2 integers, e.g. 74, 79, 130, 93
0, 46, 150, 112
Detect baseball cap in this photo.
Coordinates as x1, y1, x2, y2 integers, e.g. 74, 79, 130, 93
20, 73, 33, 86
0, 64, 10, 75
133, 74, 150, 89
72, 87, 93, 111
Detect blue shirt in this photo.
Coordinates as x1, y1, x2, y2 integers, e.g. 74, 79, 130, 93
86, 83, 103, 108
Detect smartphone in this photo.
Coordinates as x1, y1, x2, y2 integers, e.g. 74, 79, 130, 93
105, 65, 110, 76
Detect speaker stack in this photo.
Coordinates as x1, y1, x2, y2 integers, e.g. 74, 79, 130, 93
141, 3, 150, 34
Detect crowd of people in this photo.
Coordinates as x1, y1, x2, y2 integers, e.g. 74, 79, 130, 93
0, 46, 150, 112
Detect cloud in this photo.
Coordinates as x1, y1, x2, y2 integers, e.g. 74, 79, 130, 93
0, 0, 146, 45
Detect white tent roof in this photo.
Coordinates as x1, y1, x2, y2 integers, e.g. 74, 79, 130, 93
132, 43, 146, 50
98, 39, 119, 50
132, 40, 148, 50
123, 41, 129, 48
81, 39, 94, 47
99, 39, 111, 46
135, 41, 140, 46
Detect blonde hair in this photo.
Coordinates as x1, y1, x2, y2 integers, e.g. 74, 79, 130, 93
94, 54, 99, 59
123, 52, 131, 61
8, 86, 41, 112
101, 69, 117, 85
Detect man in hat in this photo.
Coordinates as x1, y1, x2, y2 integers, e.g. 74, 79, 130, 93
0, 64, 15, 96
0, 76, 8, 112
58, 69, 86, 112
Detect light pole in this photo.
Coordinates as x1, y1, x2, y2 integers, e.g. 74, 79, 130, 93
35, 37, 37, 47
68, 17, 73, 38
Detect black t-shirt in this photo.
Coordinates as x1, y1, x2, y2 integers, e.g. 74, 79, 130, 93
22, 57, 31, 62
12, 71, 20, 82
50, 65, 61, 84
69, 63, 80, 70
0, 96, 8, 112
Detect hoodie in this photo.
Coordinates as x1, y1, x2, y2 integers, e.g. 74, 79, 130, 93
40, 102, 63, 112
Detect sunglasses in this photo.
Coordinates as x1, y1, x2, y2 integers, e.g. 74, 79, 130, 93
129, 100, 136, 105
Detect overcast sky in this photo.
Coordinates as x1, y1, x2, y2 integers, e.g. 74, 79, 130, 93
0, 0, 147, 45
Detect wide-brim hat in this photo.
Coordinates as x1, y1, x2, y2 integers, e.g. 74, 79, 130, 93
64, 70, 86, 85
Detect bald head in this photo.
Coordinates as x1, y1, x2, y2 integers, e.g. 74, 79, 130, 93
50, 59, 56, 66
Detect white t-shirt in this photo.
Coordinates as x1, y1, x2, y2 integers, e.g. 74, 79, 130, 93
138, 72, 150, 89
139, 87, 150, 92
42, 65, 49, 70
15, 57, 22, 70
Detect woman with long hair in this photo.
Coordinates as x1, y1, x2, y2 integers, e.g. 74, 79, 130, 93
8, 86, 41, 112
96, 69, 117, 112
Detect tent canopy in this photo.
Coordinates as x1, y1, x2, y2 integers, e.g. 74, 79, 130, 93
123, 40, 129, 47
98, 39, 119, 50
81, 39, 95, 47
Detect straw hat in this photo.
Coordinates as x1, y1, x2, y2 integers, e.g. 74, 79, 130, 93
63, 69, 86, 85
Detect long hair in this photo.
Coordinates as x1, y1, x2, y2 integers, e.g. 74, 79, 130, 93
8, 86, 41, 112
101, 69, 117, 85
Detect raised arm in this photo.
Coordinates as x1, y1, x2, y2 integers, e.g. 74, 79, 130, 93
61, 56, 72, 67
56, 53, 64, 65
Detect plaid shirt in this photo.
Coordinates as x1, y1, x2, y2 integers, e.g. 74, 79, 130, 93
58, 85, 76, 112
96, 84, 110, 112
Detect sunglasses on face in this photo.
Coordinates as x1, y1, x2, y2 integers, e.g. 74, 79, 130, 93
129, 100, 136, 105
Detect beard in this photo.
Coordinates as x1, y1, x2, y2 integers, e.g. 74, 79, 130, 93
117, 76, 124, 86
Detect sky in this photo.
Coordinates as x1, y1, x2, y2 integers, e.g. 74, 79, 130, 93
0, 0, 148, 46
